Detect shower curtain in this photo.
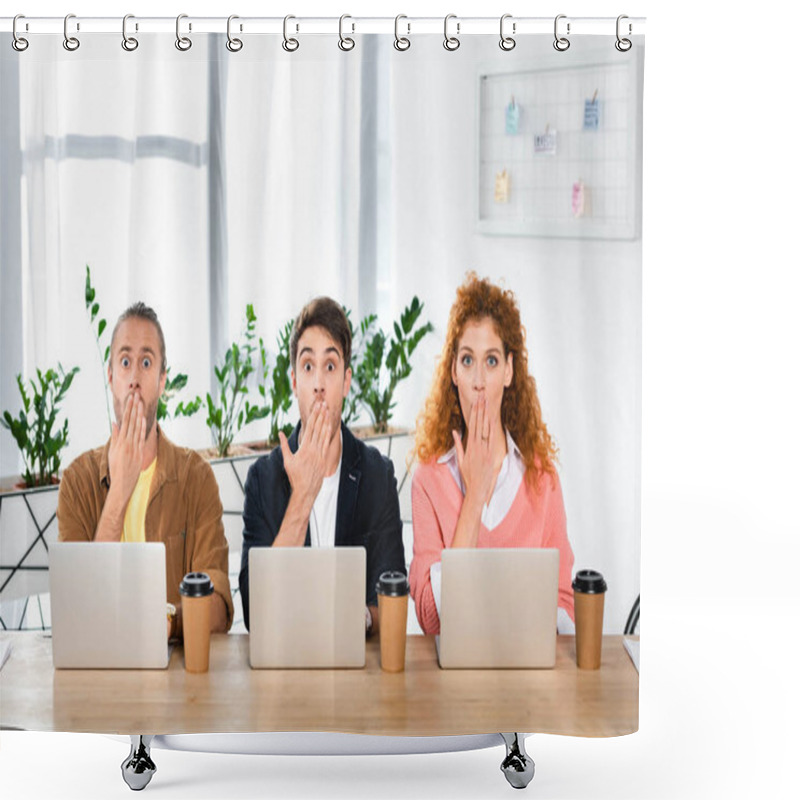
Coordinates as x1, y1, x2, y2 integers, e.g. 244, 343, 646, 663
0, 14, 644, 796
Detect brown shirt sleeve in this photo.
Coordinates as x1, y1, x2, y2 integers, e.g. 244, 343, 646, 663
56, 459, 98, 542
186, 455, 234, 631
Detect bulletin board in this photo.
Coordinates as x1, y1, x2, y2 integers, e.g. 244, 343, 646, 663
477, 47, 643, 239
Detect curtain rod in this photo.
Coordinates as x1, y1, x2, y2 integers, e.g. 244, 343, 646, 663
1, 16, 646, 37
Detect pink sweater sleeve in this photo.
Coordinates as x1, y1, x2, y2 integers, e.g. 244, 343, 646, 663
409, 465, 446, 635
542, 470, 575, 621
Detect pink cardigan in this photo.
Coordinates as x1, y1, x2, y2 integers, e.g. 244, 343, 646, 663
409, 460, 575, 634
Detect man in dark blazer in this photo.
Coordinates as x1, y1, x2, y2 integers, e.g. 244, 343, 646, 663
238, 297, 406, 633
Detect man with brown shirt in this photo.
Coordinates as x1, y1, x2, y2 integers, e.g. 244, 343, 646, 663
56, 302, 232, 639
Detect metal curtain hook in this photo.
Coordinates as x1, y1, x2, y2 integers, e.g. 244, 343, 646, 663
499, 14, 516, 51
227, 15, 243, 52
176, 14, 192, 51
553, 14, 570, 51
443, 14, 460, 51
12, 14, 29, 52
338, 14, 355, 51
63, 13, 80, 51
615, 15, 632, 52
394, 14, 410, 51
283, 15, 299, 52
122, 14, 139, 52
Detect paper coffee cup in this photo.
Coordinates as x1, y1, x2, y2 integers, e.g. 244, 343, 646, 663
376, 571, 409, 673
179, 572, 214, 674
572, 570, 607, 670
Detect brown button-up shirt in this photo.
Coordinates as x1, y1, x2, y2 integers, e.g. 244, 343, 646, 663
56, 427, 233, 631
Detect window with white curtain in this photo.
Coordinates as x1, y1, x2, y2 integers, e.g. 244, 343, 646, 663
1, 34, 388, 471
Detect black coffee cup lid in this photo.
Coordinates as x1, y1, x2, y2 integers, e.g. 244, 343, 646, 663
376, 571, 409, 597
180, 572, 214, 598
572, 569, 607, 594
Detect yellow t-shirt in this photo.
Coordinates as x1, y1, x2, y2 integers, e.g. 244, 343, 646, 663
122, 458, 157, 543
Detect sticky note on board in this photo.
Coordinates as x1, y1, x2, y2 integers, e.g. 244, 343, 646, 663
534, 130, 557, 155
584, 98, 600, 130
494, 170, 510, 203
572, 180, 591, 218
505, 100, 520, 135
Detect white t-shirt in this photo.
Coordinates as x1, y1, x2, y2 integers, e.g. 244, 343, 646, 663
309, 434, 343, 549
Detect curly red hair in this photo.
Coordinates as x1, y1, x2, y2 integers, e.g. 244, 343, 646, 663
413, 273, 557, 489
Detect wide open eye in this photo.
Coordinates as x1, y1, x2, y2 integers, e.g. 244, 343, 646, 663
461, 354, 473, 367
487, 355, 498, 367
121, 356, 131, 368
142, 357, 152, 369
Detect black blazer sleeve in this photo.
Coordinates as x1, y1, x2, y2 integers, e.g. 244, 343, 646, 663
364, 455, 406, 607
239, 456, 283, 631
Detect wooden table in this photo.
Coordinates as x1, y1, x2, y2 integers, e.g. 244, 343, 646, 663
0, 633, 638, 737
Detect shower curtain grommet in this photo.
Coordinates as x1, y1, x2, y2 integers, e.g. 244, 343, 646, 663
121, 15, 139, 52
226, 15, 243, 52
393, 15, 411, 51
338, 15, 355, 51
63, 14, 80, 52
12, 15, 29, 52
443, 14, 461, 51
499, 14, 516, 51
282, 15, 300, 52
553, 14, 571, 52
175, 14, 192, 51
615, 15, 633, 51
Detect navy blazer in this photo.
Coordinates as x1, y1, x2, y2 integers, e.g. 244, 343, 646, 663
238, 422, 406, 630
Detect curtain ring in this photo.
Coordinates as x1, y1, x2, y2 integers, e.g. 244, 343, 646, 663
338, 14, 355, 51
122, 14, 139, 52
282, 15, 299, 52
394, 14, 410, 51
226, 15, 243, 52
499, 14, 516, 51
63, 13, 80, 51
175, 14, 192, 51
615, 15, 632, 52
12, 15, 29, 52
553, 14, 570, 51
443, 14, 460, 51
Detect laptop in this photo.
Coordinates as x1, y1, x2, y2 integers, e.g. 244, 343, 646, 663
248, 547, 366, 668
437, 548, 559, 669
49, 542, 169, 669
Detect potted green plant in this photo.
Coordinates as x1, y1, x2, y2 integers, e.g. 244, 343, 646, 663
351, 296, 433, 435
1, 364, 79, 488
266, 320, 295, 446
203, 304, 270, 458
342, 309, 377, 427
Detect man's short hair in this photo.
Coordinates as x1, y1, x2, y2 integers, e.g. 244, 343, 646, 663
290, 297, 352, 370
110, 302, 167, 374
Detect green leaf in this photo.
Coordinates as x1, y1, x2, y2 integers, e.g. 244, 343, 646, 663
168, 373, 188, 391
97, 319, 107, 338
91, 302, 100, 321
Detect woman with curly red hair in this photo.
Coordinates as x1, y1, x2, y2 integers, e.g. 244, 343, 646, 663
409, 273, 575, 634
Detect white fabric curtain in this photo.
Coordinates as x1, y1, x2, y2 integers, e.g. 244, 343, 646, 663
10, 36, 215, 459
3, 34, 368, 465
